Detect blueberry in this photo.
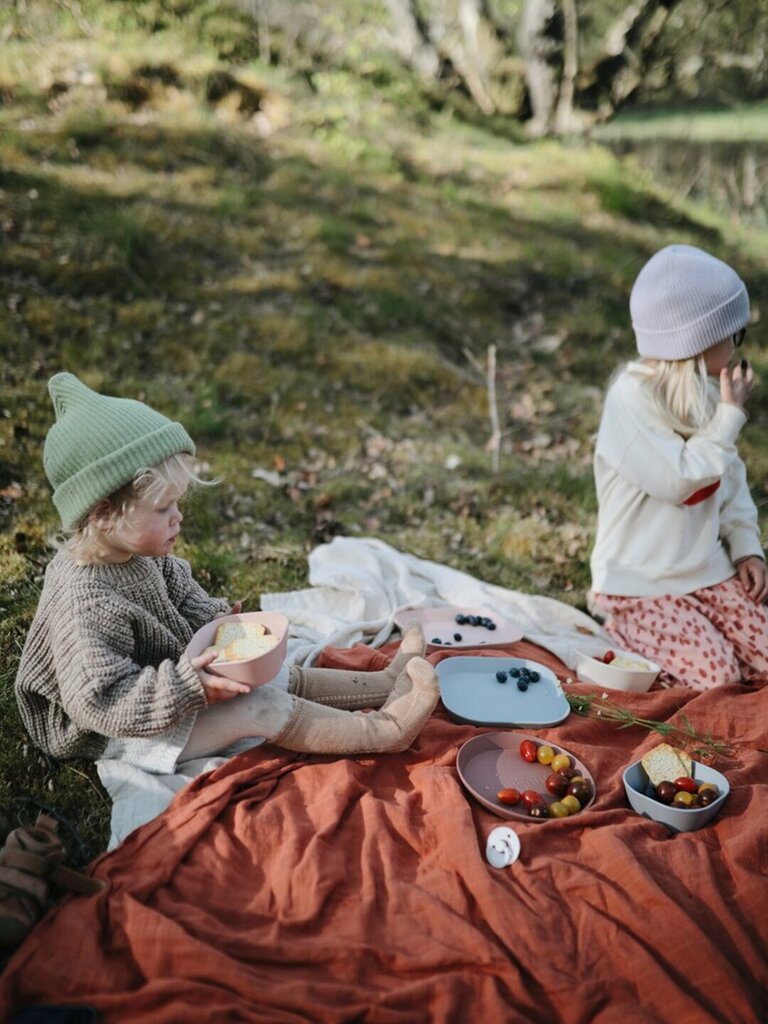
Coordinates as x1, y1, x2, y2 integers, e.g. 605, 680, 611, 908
431, 637, 441, 644
469, 616, 480, 627
528, 670, 540, 682
453, 633, 462, 642
455, 614, 466, 625
509, 667, 520, 677
496, 670, 508, 683
487, 621, 497, 631
516, 680, 528, 692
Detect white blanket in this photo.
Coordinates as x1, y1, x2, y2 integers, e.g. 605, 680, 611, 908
99, 536, 609, 848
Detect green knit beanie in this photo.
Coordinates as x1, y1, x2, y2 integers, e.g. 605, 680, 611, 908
43, 373, 195, 529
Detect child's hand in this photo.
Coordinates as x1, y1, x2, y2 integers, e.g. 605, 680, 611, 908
214, 600, 243, 619
736, 556, 768, 604
191, 649, 250, 702
720, 359, 754, 411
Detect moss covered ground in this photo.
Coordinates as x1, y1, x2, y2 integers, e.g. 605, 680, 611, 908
1, 4, 767, 856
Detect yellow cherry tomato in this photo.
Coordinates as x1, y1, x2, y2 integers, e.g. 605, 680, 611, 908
549, 801, 570, 818
536, 745, 555, 766
673, 791, 694, 807
561, 794, 581, 815
550, 754, 571, 774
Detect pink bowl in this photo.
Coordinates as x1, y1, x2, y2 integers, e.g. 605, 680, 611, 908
185, 611, 289, 688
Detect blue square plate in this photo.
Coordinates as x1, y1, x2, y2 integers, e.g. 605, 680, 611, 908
436, 656, 570, 727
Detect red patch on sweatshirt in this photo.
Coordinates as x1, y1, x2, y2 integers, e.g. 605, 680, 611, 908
683, 481, 721, 506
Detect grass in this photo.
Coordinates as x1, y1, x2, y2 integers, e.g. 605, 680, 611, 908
1, 4, 767, 858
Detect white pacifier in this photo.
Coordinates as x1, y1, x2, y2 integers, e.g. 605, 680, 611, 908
485, 826, 521, 868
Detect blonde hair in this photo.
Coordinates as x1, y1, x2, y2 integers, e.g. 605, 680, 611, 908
56, 453, 213, 565
621, 356, 718, 436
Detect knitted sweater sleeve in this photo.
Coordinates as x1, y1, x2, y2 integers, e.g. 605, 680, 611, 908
718, 456, 764, 564
52, 594, 207, 739
598, 377, 746, 505
160, 556, 231, 631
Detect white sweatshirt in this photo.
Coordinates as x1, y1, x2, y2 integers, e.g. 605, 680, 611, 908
590, 365, 764, 597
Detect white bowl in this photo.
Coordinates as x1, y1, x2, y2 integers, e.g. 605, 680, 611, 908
186, 611, 288, 688
575, 648, 660, 692
623, 759, 729, 832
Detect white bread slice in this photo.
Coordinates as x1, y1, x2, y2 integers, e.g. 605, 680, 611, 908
641, 743, 692, 787
219, 634, 279, 662
214, 620, 266, 647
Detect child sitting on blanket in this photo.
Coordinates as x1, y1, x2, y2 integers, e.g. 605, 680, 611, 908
590, 244, 768, 689
15, 372, 439, 776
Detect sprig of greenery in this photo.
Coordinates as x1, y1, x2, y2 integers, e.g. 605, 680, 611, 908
565, 691, 736, 761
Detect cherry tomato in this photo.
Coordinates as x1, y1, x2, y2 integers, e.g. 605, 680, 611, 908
654, 781, 676, 805
497, 788, 521, 806
550, 753, 571, 774
519, 740, 538, 763
697, 788, 718, 807
603, 650, 616, 664
561, 794, 581, 815
536, 745, 555, 766
545, 773, 569, 797
673, 791, 694, 807
697, 782, 719, 797
548, 801, 570, 818
528, 804, 550, 819
567, 780, 592, 805
674, 777, 698, 793
521, 789, 545, 809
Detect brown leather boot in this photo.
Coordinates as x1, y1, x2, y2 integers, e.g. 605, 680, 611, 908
0, 813, 106, 951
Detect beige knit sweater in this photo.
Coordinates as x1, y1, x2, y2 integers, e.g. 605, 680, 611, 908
15, 552, 230, 761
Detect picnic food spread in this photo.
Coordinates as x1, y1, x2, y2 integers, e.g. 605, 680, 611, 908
205, 620, 280, 663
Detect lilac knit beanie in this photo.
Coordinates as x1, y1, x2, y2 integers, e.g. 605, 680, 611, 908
630, 244, 750, 360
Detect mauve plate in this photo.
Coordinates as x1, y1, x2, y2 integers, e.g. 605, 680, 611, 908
393, 606, 523, 651
437, 656, 570, 727
457, 732, 596, 821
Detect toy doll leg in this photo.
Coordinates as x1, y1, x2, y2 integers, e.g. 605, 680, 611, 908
593, 592, 740, 691
287, 623, 426, 709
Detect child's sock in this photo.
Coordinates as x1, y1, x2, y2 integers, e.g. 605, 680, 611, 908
273, 657, 439, 754
287, 623, 425, 709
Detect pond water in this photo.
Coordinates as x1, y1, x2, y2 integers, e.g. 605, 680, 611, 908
605, 139, 768, 227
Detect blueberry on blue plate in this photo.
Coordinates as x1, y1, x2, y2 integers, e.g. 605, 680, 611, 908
509, 667, 520, 677
496, 670, 508, 683
517, 680, 528, 692
528, 670, 540, 682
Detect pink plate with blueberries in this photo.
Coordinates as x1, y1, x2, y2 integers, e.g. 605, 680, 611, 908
457, 732, 596, 822
393, 606, 523, 652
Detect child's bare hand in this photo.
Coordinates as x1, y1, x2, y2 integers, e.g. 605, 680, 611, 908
736, 556, 768, 604
191, 649, 250, 703
720, 360, 754, 410
214, 600, 243, 619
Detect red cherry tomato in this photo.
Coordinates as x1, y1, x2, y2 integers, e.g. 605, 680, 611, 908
521, 789, 545, 809
497, 788, 521, 806
519, 740, 538, 763
603, 650, 616, 664
674, 777, 698, 793
545, 773, 569, 797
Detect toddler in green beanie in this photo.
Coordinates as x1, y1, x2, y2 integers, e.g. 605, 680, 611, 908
15, 374, 439, 781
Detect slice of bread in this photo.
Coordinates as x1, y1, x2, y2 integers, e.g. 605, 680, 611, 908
214, 620, 266, 647
207, 620, 278, 663
641, 743, 692, 787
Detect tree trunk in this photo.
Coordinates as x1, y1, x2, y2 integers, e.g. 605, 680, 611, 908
517, 0, 562, 136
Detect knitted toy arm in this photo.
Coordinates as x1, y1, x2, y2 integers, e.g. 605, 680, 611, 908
160, 556, 231, 630
53, 600, 206, 740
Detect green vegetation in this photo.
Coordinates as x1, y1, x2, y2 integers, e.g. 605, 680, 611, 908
1, 2, 767, 857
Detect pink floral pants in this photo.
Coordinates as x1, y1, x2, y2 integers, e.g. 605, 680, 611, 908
593, 576, 768, 690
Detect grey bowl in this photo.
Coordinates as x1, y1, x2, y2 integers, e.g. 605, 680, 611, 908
623, 759, 729, 833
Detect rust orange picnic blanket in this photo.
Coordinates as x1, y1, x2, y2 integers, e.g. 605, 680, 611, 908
2, 641, 767, 1024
